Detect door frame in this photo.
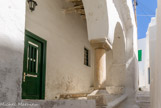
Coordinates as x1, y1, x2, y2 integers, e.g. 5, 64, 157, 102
22, 30, 47, 99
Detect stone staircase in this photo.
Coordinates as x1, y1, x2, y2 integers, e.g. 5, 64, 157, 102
136, 91, 150, 108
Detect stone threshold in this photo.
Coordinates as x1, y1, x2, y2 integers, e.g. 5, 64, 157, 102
59, 93, 89, 99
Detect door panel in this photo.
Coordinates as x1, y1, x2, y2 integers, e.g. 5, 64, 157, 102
22, 32, 45, 99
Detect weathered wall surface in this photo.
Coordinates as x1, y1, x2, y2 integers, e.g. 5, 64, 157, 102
25, 0, 94, 100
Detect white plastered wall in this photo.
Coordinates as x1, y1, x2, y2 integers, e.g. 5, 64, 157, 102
148, 17, 156, 108
152, 0, 161, 106
138, 37, 150, 90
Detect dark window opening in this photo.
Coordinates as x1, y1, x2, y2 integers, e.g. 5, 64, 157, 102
84, 48, 89, 66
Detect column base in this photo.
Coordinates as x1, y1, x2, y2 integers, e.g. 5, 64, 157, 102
106, 86, 125, 95
87, 89, 109, 106
87, 89, 121, 106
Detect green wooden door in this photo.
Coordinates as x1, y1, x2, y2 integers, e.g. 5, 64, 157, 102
22, 31, 46, 99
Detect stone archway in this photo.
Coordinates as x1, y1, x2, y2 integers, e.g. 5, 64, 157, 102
64, 0, 109, 42
82, 0, 109, 41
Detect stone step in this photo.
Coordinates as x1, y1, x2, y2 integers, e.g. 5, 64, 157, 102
136, 96, 150, 103
59, 88, 94, 99
136, 91, 150, 108
96, 94, 127, 108
137, 102, 150, 108
136, 91, 150, 102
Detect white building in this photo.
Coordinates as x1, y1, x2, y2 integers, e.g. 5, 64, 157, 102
138, 37, 150, 91
149, 0, 161, 107
147, 17, 156, 108
0, 0, 139, 108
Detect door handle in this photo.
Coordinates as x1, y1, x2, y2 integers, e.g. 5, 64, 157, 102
25, 74, 37, 77
23, 73, 37, 82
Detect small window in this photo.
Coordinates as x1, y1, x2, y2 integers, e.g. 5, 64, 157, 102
138, 50, 142, 61
84, 48, 89, 66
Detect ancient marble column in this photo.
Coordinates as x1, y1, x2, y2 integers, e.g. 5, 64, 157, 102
90, 39, 112, 90
95, 48, 106, 89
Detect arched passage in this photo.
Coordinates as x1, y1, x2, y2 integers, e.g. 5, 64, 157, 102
113, 23, 126, 64
107, 22, 126, 88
